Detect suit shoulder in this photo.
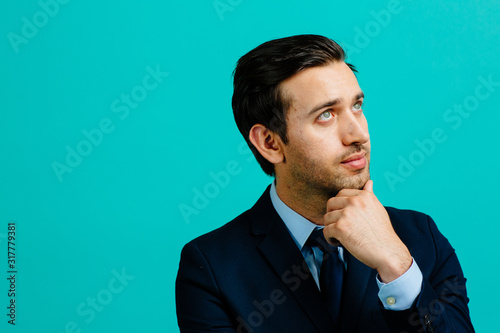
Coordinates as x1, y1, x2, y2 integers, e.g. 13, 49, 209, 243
184, 208, 254, 251
385, 206, 430, 219
384, 206, 432, 227
384, 206, 455, 260
384, 206, 439, 240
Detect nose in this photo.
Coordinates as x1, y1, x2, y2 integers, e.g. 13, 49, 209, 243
339, 111, 370, 146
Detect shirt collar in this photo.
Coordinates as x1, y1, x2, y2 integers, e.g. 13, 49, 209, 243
270, 181, 321, 250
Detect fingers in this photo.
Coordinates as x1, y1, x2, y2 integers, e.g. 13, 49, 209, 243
324, 209, 343, 224
327, 188, 371, 212
363, 179, 373, 193
326, 197, 350, 211
335, 179, 373, 198
323, 210, 343, 244
335, 188, 361, 197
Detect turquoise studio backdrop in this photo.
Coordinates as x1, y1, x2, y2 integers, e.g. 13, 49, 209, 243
1, 0, 499, 332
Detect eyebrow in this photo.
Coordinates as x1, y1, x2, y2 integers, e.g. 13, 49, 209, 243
307, 91, 365, 116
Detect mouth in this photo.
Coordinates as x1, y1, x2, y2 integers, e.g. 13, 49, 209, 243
341, 152, 367, 170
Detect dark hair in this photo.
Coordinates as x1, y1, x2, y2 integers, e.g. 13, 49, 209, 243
232, 34, 356, 176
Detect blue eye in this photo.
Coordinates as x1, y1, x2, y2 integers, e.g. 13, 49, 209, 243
353, 102, 363, 111
318, 111, 333, 121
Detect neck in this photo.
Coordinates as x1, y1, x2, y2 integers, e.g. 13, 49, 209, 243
274, 177, 328, 226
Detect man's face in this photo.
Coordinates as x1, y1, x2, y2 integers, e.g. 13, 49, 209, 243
277, 61, 370, 197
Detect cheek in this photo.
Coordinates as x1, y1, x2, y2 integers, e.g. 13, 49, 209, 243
291, 125, 343, 151
287, 119, 350, 157
289, 130, 319, 153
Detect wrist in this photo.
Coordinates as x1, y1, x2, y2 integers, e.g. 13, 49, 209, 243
377, 251, 412, 283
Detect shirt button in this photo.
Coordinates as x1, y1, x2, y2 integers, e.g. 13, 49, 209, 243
386, 297, 396, 305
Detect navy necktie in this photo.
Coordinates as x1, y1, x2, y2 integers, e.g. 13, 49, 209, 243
306, 228, 344, 328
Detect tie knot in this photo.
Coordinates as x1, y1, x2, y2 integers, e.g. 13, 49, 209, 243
306, 228, 338, 254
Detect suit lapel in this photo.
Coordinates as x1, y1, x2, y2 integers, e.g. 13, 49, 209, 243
249, 186, 377, 333
251, 187, 334, 333
339, 250, 375, 333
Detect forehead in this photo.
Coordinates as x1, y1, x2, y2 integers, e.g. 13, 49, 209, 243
280, 61, 361, 115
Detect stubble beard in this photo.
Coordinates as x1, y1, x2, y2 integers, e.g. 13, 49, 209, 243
290, 144, 371, 199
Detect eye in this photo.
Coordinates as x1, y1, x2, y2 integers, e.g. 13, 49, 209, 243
353, 102, 363, 111
317, 110, 333, 122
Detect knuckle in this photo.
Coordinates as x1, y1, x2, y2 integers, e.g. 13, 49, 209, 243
324, 212, 333, 224
326, 197, 337, 208
335, 223, 346, 235
353, 195, 367, 208
345, 196, 356, 206
343, 206, 354, 218
335, 216, 348, 232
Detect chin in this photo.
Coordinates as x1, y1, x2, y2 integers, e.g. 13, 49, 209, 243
341, 171, 370, 191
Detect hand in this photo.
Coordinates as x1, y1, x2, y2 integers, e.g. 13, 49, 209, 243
323, 180, 412, 283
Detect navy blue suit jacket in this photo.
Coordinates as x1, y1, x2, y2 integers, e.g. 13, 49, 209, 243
176, 186, 474, 332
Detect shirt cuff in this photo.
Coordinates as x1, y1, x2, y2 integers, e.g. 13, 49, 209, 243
376, 258, 423, 310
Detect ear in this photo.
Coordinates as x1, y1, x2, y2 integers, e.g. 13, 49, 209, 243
248, 124, 285, 165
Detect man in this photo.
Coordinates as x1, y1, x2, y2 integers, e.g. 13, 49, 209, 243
176, 34, 474, 332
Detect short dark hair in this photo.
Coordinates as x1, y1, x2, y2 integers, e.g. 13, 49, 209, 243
232, 34, 356, 176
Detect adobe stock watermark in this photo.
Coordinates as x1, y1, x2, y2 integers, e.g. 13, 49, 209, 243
235, 289, 287, 333
213, 0, 243, 21
343, 0, 409, 58
7, 0, 71, 54
235, 260, 314, 333
405, 278, 468, 332
236, 264, 468, 332
49, 267, 135, 333
179, 114, 286, 224
236, 234, 334, 332
51, 64, 169, 182
178, 141, 254, 224
385, 74, 500, 191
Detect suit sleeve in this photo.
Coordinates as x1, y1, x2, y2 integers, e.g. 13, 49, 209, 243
382, 214, 475, 333
175, 242, 238, 333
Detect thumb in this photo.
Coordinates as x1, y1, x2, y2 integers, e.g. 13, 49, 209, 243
363, 179, 373, 193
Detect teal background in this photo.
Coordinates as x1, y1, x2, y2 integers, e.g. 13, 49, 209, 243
1, 0, 499, 331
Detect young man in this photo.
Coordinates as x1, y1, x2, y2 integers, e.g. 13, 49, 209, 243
176, 34, 474, 333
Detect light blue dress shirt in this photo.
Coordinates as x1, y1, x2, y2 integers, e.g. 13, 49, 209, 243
269, 181, 423, 310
